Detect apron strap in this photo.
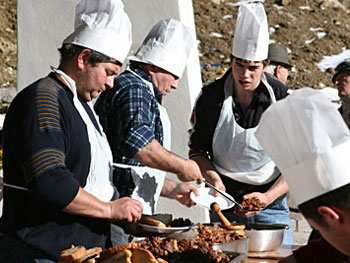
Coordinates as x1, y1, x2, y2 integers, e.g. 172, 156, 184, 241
3, 183, 28, 191
261, 73, 277, 104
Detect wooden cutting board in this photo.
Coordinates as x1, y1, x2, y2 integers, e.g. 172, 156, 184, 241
248, 246, 294, 260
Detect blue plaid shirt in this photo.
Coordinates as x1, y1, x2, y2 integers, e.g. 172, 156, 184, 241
95, 63, 163, 166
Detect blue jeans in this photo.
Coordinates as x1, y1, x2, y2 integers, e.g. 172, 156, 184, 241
210, 195, 293, 245
0, 234, 56, 263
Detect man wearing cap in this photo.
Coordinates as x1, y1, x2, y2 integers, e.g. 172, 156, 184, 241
264, 43, 292, 85
333, 60, 350, 129
256, 88, 350, 262
95, 18, 202, 231
0, 0, 144, 262
188, 1, 292, 244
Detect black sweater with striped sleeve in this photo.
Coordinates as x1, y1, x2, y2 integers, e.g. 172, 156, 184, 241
1, 73, 110, 260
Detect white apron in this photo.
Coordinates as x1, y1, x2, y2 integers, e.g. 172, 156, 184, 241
113, 69, 170, 215
212, 73, 279, 185
52, 69, 116, 202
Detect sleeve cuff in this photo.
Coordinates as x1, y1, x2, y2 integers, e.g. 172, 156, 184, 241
123, 127, 155, 158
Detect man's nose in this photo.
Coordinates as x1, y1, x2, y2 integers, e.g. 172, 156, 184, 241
242, 68, 250, 77
106, 76, 115, 89
171, 79, 180, 89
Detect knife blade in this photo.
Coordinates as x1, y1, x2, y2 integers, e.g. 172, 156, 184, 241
203, 180, 244, 210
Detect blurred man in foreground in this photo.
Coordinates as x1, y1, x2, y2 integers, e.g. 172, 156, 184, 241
256, 88, 350, 262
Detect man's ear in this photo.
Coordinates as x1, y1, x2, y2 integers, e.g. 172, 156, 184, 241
275, 65, 282, 76
318, 206, 342, 225
77, 49, 92, 70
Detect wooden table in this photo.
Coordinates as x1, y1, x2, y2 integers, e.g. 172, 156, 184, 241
243, 245, 299, 263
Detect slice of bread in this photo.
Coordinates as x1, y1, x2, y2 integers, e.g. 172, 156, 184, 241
131, 248, 159, 263
140, 215, 167, 228
78, 247, 102, 262
59, 246, 87, 262
156, 258, 169, 263
98, 249, 132, 263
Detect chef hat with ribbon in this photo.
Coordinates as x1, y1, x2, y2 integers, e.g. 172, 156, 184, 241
232, 0, 269, 61
63, 0, 132, 64
256, 88, 350, 205
129, 18, 195, 78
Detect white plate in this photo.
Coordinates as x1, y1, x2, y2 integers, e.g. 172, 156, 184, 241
190, 187, 235, 210
138, 223, 196, 234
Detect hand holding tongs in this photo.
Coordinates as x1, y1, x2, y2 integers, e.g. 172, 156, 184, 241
198, 179, 244, 210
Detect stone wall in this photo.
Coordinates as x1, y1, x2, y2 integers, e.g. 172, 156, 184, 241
288, 196, 312, 245
290, 211, 312, 245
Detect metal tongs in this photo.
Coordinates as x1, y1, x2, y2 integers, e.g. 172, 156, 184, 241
199, 179, 244, 210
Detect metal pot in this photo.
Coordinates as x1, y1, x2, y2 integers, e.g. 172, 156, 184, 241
246, 223, 288, 252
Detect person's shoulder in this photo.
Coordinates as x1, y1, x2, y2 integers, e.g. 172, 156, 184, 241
16, 75, 66, 103
265, 73, 288, 99
6, 74, 68, 121
113, 70, 154, 102
293, 238, 348, 262
200, 70, 228, 100
115, 70, 147, 91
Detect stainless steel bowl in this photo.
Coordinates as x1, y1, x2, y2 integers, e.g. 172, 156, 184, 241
246, 223, 288, 252
212, 237, 248, 254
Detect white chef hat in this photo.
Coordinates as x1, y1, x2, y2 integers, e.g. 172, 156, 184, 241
63, 0, 132, 64
129, 18, 195, 78
256, 88, 350, 205
232, 0, 269, 61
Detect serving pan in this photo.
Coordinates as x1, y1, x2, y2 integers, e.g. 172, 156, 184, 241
246, 223, 288, 252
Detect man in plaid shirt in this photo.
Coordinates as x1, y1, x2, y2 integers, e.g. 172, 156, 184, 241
95, 19, 203, 231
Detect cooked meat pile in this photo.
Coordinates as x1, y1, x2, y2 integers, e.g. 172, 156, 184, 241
169, 218, 193, 227
59, 223, 247, 263
196, 224, 245, 243
241, 197, 264, 211
59, 236, 233, 263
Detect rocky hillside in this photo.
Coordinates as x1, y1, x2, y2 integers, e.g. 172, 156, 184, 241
193, 0, 350, 88
1, 0, 350, 90
0, 0, 16, 88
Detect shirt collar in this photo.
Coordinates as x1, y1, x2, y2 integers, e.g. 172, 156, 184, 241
129, 62, 163, 103
50, 66, 78, 97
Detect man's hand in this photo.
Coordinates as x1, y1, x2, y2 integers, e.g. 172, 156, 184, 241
135, 139, 203, 182
206, 170, 226, 197
164, 181, 199, 207
63, 188, 143, 222
234, 192, 269, 217
177, 160, 203, 182
243, 192, 271, 207
109, 197, 143, 222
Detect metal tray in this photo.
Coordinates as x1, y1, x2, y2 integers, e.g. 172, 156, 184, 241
138, 223, 197, 234
212, 238, 248, 263
227, 252, 248, 263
